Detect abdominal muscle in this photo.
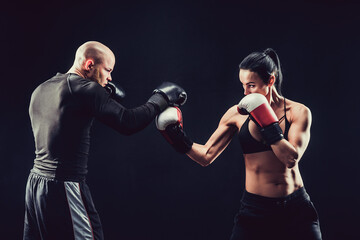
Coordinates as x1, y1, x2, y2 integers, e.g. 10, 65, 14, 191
244, 151, 304, 198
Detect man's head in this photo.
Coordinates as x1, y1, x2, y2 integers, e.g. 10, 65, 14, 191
69, 41, 115, 86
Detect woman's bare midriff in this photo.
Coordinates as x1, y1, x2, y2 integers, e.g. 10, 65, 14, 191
244, 151, 304, 198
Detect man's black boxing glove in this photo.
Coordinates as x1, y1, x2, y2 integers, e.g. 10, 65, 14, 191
147, 82, 187, 113
153, 82, 187, 107
105, 82, 126, 103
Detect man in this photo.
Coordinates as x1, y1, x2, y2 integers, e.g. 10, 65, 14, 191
24, 41, 186, 240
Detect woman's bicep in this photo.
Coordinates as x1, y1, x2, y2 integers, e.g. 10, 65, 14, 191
288, 106, 312, 159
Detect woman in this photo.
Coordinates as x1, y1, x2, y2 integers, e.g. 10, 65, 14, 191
155, 48, 322, 240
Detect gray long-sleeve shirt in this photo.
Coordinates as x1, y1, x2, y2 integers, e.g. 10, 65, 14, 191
29, 73, 160, 181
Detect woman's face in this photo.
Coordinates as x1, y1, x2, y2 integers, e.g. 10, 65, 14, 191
239, 69, 271, 96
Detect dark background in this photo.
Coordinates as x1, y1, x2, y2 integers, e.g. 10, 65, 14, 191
1, 0, 359, 239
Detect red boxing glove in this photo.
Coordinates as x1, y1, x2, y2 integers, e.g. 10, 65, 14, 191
238, 93, 283, 144
155, 107, 193, 153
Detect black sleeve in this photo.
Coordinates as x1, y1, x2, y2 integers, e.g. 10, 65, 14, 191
80, 79, 162, 135
70, 75, 162, 135
95, 96, 160, 135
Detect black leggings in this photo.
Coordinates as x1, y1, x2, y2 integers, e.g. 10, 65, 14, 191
230, 187, 322, 240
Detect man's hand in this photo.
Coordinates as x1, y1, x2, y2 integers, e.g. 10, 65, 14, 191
104, 82, 126, 103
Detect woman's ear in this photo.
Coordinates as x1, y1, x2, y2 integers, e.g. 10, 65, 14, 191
268, 75, 275, 87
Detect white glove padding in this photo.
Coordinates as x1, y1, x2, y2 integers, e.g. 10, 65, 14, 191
237, 93, 278, 128
237, 93, 283, 145
156, 106, 182, 130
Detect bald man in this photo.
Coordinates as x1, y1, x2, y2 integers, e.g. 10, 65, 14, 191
24, 41, 187, 240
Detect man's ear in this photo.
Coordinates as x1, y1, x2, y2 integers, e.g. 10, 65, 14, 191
268, 75, 275, 87
84, 59, 94, 71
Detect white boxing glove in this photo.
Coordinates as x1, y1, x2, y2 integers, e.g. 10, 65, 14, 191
156, 107, 183, 130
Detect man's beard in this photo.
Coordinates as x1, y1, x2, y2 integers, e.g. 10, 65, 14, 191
87, 68, 102, 85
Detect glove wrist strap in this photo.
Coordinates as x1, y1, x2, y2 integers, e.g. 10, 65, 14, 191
164, 124, 193, 154
260, 123, 284, 145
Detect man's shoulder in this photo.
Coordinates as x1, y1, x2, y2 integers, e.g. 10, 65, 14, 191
31, 73, 66, 94
67, 74, 103, 94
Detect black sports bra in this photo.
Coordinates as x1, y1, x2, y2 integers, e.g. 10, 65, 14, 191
238, 98, 290, 154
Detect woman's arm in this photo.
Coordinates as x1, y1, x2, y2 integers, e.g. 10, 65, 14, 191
271, 104, 312, 168
186, 106, 239, 166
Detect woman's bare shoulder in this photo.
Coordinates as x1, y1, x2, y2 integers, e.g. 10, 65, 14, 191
220, 105, 248, 129
285, 98, 311, 122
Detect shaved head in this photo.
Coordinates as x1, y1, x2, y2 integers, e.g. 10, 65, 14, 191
73, 41, 115, 67
68, 41, 116, 86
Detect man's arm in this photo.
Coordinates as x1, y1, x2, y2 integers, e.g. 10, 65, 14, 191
97, 97, 163, 135
94, 81, 186, 135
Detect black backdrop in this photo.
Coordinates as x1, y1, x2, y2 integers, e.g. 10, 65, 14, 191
1, 0, 359, 239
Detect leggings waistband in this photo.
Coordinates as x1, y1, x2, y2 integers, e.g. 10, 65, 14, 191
241, 187, 309, 208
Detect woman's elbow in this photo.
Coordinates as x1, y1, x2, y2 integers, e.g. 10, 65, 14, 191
286, 160, 296, 169
201, 149, 219, 167
188, 145, 214, 167
195, 156, 212, 167
285, 150, 298, 169
200, 160, 211, 167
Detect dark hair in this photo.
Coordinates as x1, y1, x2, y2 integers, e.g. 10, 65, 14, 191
239, 48, 283, 95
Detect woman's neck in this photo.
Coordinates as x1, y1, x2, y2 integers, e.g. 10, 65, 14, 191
268, 87, 283, 107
